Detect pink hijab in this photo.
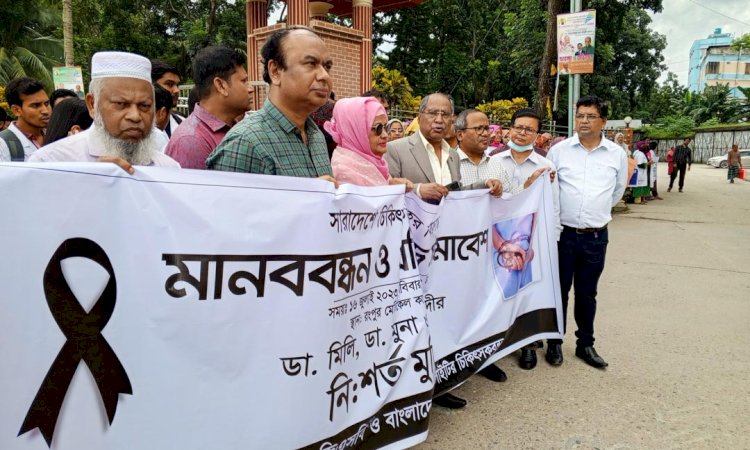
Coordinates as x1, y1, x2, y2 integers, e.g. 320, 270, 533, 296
324, 97, 388, 180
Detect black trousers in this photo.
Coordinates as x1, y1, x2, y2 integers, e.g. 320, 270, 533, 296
669, 163, 687, 190
549, 227, 608, 348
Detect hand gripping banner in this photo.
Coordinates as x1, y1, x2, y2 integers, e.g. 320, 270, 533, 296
18, 238, 132, 447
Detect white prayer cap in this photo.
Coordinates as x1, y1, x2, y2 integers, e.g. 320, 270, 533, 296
91, 51, 152, 83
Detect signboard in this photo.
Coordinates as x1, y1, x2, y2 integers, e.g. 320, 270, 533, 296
52, 67, 85, 97
557, 10, 596, 75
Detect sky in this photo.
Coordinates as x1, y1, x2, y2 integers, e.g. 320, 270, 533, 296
648, 0, 750, 86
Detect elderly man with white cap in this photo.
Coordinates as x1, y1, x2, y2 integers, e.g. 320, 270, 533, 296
30, 51, 179, 171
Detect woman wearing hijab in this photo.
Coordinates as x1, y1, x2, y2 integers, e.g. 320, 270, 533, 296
386, 119, 404, 142
614, 132, 629, 155
325, 96, 413, 189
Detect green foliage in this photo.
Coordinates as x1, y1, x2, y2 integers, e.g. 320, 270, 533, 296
476, 98, 529, 124
375, 0, 666, 122
731, 33, 750, 51
641, 115, 695, 139
0, 0, 63, 89
371, 66, 418, 111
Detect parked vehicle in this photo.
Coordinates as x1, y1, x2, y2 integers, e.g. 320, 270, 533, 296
707, 150, 750, 168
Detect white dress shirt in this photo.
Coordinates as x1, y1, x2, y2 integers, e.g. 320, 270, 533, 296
0, 123, 40, 161
547, 134, 627, 229
28, 126, 180, 167
494, 149, 561, 238
456, 148, 521, 194
418, 131, 452, 185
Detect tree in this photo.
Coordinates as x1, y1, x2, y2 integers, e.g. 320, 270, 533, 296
731, 33, 750, 52
536, 0, 564, 118
63, 0, 74, 66
371, 66, 419, 111
0, 0, 63, 88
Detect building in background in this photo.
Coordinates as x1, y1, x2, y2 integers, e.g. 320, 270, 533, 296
688, 28, 750, 98
244, 0, 423, 110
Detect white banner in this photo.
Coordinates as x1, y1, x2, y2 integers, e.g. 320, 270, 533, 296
406, 178, 563, 393
0, 163, 562, 449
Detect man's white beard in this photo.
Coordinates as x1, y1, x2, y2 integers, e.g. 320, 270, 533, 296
93, 109, 157, 166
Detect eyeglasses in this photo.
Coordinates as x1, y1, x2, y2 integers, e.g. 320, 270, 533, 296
511, 125, 538, 135
371, 123, 387, 135
422, 110, 453, 120
463, 125, 491, 134
575, 114, 601, 121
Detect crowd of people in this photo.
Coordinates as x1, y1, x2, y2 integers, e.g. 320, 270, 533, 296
7, 26, 740, 414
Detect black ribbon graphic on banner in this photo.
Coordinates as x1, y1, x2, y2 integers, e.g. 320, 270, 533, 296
18, 238, 132, 447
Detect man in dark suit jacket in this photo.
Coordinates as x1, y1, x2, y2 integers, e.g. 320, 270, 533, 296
385, 93, 500, 203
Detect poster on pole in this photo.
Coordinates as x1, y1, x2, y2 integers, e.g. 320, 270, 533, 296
52, 67, 85, 97
556, 10, 596, 75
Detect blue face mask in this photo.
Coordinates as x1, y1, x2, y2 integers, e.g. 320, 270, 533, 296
508, 140, 534, 152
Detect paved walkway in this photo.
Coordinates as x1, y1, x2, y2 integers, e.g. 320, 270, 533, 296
419, 164, 750, 449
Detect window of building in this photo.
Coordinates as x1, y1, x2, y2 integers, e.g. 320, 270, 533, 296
706, 62, 720, 74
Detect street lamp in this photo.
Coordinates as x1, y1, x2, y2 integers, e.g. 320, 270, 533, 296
623, 116, 633, 147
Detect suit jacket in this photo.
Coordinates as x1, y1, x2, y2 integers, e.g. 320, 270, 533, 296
384, 133, 485, 189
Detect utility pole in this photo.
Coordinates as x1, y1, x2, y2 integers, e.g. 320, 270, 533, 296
567, 0, 582, 136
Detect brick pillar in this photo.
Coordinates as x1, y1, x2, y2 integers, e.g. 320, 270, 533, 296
287, 0, 309, 27
246, 0, 268, 109
353, 0, 373, 93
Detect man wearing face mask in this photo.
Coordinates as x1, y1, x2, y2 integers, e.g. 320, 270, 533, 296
493, 108, 560, 370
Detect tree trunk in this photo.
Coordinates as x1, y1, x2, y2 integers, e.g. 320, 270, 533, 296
207, 0, 218, 36
63, 0, 74, 66
536, 0, 564, 119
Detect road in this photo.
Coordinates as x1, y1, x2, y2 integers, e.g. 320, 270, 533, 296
418, 164, 750, 449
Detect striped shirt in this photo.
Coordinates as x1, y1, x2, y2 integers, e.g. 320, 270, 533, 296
456, 148, 522, 194
206, 99, 332, 177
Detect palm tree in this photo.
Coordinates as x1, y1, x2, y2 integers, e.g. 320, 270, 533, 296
0, 1, 63, 88
63, 0, 74, 66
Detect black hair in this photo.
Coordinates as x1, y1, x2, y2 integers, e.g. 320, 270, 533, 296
510, 108, 541, 130
151, 60, 181, 83
362, 89, 389, 103
0, 108, 8, 121
6, 77, 46, 107
329, 91, 336, 101
43, 98, 92, 146
187, 86, 199, 115
192, 46, 246, 100
575, 95, 608, 118
260, 27, 314, 84
153, 84, 173, 113
50, 89, 78, 109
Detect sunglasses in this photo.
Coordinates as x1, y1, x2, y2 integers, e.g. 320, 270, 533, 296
371, 123, 387, 135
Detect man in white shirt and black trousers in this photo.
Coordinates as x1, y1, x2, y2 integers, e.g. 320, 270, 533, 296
545, 95, 627, 369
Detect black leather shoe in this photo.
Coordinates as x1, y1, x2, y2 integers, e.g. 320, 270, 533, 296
519, 348, 537, 370
575, 346, 608, 368
545, 343, 563, 366
479, 364, 507, 382
433, 393, 467, 409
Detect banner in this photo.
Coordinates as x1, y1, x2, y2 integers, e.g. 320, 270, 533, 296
52, 67, 85, 97
557, 10, 596, 75
0, 163, 561, 449
405, 179, 562, 394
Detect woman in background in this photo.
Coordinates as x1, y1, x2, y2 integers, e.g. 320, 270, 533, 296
386, 119, 404, 142
43, 98, 93, 146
